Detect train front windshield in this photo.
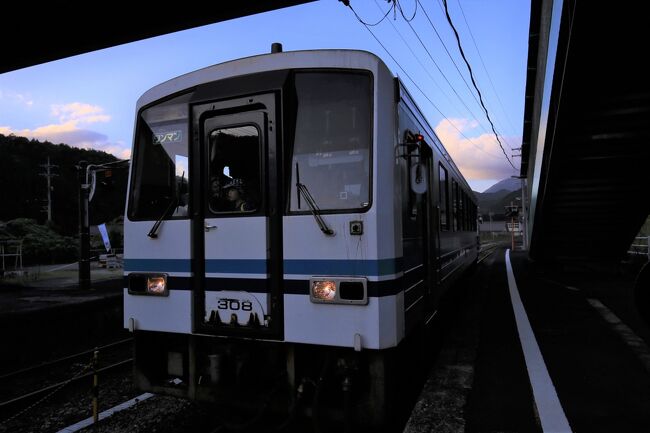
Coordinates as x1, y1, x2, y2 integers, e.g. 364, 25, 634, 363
128, 92, 191, 221
289, 71, 372, 212
128, 70, 372, 220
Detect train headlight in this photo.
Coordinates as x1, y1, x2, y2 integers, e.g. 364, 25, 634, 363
309, 278, 368, 305
311, 280, 337, 301
128, 274, 169, 296
147, 276, 167, 295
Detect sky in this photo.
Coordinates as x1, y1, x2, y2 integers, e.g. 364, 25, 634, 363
0, 0, 530, 192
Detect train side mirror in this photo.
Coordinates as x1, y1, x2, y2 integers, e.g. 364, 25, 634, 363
410, 162, 427, 194
88, 170, 97, 202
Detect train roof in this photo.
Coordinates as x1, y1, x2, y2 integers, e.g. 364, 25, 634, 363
137, 48, 475, 201
137, 49, 390, 109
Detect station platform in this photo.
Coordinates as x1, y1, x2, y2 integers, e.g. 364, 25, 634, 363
0, 262, 122, 318
405, 248, 650, 433
0, 263, 124, 372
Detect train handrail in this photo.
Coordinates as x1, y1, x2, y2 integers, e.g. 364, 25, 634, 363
628, 236, 650, 260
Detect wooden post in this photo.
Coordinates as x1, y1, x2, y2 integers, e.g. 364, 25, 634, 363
92, 348, 99, 423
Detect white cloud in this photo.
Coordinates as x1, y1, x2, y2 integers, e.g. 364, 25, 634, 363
0, 91, 34, 107
0, 101, 129, 159
51, 102, 110, 123
434, 118, 519, 181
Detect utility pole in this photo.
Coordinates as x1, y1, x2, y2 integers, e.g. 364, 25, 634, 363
511, 174, 528, 251
78, 161, 91, 290
510, 201, 515, 251
510, 145, 525, 251
39, 157, 58, 224
520, 177, 527, 250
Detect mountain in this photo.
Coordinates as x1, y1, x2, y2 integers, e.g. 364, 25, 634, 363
0, 134, 126, 236
475, 178, 523, 219
483, 178, 521, 194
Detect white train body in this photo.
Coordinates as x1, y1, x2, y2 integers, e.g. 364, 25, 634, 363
123, 48, 478, 423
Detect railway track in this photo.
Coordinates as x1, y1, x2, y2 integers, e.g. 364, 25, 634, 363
478, 242, 502, 263
0, 338, 133, 422
0, 338, 132, 383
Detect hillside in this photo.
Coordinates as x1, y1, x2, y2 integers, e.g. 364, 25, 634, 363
0, 134, 125, 236
475, 178, 523, 219
483, 177, 521, 194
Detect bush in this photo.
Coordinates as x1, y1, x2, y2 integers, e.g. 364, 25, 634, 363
1, 218, 78, 265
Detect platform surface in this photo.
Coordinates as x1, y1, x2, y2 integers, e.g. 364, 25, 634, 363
405, 248, 650, 433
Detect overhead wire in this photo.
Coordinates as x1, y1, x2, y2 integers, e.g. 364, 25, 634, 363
416, 0, 515, 152
431, 0, 518, 151
456, 0, 520, 137
406, 1, 495, 140
374, 1, 504, 159
414, 0, 484, 114
344, 2, 507, 162
396, 0, 418, 22
400, 16, 492, 139
347, 0, 395, 26
441, 0, 517, 169
433, 0, 518, 152
372, 1, 457, 116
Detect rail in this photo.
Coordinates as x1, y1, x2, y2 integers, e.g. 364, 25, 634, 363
628, 236, 650, 261
0, 358, 132, 412
0, 338, 132, 381
478, 242, 501, 264
0, 337, 134, 427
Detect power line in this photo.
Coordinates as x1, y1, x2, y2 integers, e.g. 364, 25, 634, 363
415, 0, 484, 113
401, 17, 491, 139
39, 156, 58, 223
441, 0, 516, 169
372, 1, 460, 118
345, 3, 508, 162
349, 0, 483, 130
456, 0, 520, 137
374, 2, 449, 97
428, 0, 518, 151
345, 0, 395, 26
374, 1, 504, 159
396, 0, 417, 22
433, 0, 517, 151
411, 0, 503, 141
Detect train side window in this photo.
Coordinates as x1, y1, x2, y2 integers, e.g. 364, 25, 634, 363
452, 180, 458, 231
438, 164, 449, 231
472, 202, 477, 230
460, 191, 466, 231
468, 200, 473, 231
465, 193, 469, 230
462, 193, 468, 231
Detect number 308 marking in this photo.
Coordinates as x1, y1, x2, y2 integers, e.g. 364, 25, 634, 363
216, 298, 253, 311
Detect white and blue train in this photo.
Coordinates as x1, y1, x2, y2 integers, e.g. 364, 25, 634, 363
124, 47, 478, 427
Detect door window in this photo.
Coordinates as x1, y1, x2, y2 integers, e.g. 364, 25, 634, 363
207, 125, 261, 214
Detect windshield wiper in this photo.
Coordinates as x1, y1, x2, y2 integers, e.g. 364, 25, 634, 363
148, 171, 184, 238
295, 163, 334, 236
147, 197, 177, 238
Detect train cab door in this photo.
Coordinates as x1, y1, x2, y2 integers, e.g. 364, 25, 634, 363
191, 93, 283, 339
402, 141, 433, 331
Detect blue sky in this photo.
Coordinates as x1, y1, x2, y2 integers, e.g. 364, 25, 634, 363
0, 0, 529, 192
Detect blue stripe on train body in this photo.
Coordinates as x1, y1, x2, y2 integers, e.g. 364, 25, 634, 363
124, 258, 403, 277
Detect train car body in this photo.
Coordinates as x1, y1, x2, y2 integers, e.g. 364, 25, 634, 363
124, 48, 478, 425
